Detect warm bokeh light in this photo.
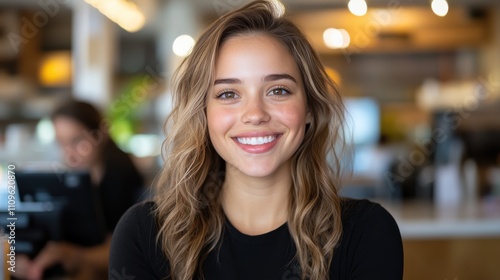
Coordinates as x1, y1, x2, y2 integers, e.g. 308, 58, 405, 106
348, 0, 368, 17
431, 0, 449, 17
38, 51, 72, 87
339, 29, 351, 48
172, 35, 195, 57
269, 0, 285, 18
84, 0, 145, 32
323, 28, 350, 49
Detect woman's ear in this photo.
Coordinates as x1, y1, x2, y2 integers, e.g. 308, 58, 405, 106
306, 110, 312, 124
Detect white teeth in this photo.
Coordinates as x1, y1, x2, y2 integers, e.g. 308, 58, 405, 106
237, 135, 276, 145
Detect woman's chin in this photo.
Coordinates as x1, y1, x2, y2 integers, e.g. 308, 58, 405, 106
230, 165, 280, 179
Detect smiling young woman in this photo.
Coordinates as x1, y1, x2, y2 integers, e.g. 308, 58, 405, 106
109, 1, 403, 280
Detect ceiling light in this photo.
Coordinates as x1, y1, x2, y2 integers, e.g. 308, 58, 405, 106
431, 0, 449, 17
323, 28, 350, 49
348, 0, 368, 17
269, 0, 285, 18
172, 35, 195, 57
84, 0, 146, 32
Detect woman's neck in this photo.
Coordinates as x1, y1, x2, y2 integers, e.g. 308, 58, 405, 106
220, 166, 292, 236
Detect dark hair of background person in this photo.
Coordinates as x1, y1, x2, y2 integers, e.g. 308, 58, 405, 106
51, 100, 103, 133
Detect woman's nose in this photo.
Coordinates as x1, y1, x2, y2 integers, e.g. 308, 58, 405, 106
240, 97, 271, 125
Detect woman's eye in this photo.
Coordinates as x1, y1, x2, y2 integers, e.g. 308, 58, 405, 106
269, 87, 291, 96
217, 91, 239, 99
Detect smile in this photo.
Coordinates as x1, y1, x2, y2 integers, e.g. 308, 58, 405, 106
236, 135, 277, 145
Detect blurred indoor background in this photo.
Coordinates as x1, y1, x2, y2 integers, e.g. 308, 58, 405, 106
0, 0, 499, 279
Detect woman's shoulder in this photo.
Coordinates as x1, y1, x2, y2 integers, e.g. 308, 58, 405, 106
111, 200, 157, 244
125, 200, 156, 217
332, 198, 403, 279
338, 197, 401, 243
339, 198, 393, 223
113, 201, 159, 241
110, 201, 169, 279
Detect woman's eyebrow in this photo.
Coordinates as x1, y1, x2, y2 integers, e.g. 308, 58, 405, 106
214, 74, 297, 85
263, 73, 297, 83
214, 78, 241, 85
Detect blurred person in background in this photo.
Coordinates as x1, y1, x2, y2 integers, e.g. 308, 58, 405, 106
15, 100, 144, 280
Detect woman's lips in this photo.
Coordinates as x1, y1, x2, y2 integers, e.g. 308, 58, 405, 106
236, 135, 277, 145
232, 134, 282, 154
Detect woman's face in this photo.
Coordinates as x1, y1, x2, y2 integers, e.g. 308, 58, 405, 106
52, 116, 101, 169
207, 34, 310, 179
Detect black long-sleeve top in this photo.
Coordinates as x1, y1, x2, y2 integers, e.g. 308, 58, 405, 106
109, 198, 403, 280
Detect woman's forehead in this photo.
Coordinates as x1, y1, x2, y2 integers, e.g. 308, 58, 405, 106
214, 34, 301, 81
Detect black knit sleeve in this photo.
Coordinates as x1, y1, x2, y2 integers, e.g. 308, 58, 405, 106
109, 201, 169, 280
347, 201, 404, 280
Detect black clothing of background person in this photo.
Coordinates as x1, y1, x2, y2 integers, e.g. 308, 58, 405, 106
21, 100, 144, 280
61, 138, 144, 248
98, 138, 144, 232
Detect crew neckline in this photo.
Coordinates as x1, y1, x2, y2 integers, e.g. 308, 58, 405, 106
224, 217, 289, 244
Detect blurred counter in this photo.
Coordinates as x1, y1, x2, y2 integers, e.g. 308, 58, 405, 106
379, 198, 500, 280
379, 197, 500, 239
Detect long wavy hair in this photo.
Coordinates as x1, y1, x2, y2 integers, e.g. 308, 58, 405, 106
154, 1, 348, 279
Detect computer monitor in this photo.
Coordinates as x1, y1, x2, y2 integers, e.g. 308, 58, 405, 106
14, 170, 107, 247
17, 170, 88, 201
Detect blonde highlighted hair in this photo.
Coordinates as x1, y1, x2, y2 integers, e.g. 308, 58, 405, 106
154, 1, 348, 279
